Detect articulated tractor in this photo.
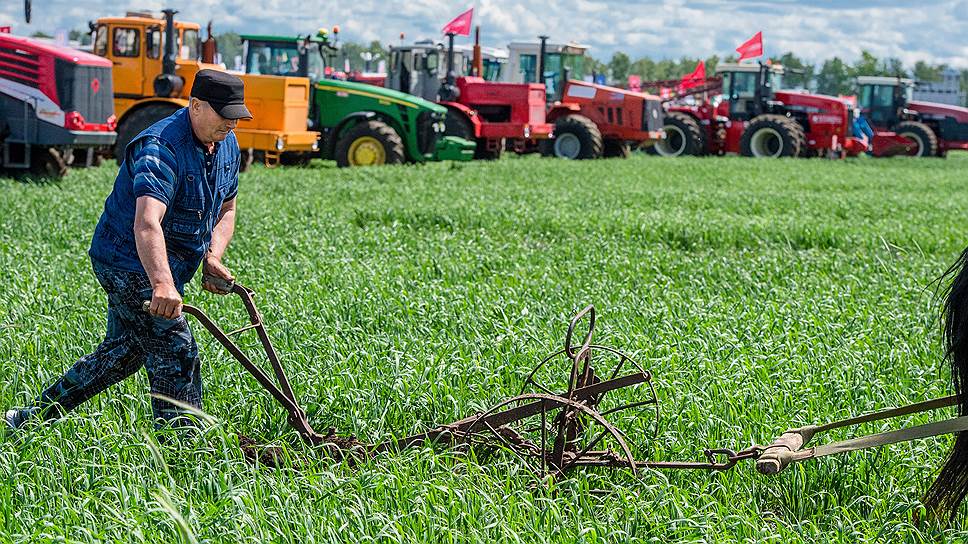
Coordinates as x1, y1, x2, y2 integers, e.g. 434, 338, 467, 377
654, 63, 864, 158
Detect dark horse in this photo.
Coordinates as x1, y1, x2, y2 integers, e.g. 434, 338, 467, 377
925, 247, 968, 520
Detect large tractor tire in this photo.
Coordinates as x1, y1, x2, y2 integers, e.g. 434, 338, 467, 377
649, 111, 706, 157
895, 121, 939, 157
740, 114, 804, 158
114, 104, 180, 161
334, 120, 405, 167
542, 114, 603, 160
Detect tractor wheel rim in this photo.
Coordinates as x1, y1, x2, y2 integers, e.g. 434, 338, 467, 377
554, 133, 582, 159
750, 127, 783, 158
348, 136, 386, 165
899, 131, 924, 156
655, 125, 686, 156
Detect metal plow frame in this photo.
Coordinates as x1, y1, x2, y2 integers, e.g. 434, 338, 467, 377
184, 282, 968, 479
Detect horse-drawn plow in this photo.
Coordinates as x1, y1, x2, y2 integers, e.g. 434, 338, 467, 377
182, 278, 968, 487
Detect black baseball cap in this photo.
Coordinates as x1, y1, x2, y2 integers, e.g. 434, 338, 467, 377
190, 69, 253, 120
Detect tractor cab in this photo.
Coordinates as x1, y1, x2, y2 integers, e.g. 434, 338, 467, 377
92, 11, 203, 100
388, 41, 471, 101
855, 76, 914, 128
240, 33, 332, 82
715, 63, 784, 121
506, 41, 589, 100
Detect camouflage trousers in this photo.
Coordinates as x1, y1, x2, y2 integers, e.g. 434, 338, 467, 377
30, 260, 202, 426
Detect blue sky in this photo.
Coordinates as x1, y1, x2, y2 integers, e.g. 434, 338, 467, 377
2, 0, 966, 68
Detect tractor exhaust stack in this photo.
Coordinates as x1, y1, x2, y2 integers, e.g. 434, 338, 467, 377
537, 35, 549, 85
438, 32, 460, 102
153, 8, 184, 97
471, 26, 483, 77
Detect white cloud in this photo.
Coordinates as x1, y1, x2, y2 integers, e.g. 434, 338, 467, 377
1, 0, 965, 68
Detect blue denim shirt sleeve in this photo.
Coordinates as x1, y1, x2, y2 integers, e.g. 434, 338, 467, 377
129, 136, 178, 206
224, 165, 239, 201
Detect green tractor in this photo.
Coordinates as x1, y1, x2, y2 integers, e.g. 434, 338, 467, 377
239, 31, 475, 167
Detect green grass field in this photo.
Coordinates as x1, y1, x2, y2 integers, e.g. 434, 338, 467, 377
2, 154, 968, 542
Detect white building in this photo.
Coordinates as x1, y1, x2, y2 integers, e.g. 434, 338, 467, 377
914, 68, 965, 106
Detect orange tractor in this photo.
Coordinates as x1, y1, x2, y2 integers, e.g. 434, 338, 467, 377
91, 9, 318, 167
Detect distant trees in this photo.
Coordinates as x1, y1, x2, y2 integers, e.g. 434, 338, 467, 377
607, 52, 631, 82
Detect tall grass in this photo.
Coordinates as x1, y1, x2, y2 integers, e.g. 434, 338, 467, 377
1, 154, 966, 542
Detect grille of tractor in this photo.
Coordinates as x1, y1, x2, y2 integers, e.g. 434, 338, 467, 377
417, 110, 440, 156
55, 60, 115, 125
0, 45, 41, 90
643, 99, 664, 132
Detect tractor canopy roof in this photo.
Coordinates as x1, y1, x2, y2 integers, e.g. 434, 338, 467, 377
507, 41, 588, 56
313, 77, 447, 114
390, 40, 440, 53
715, 62, 784, 75
241, 34, 329, 44
97, 14, 200, 31
454, 44, 509, 61
856, 75, 914, 87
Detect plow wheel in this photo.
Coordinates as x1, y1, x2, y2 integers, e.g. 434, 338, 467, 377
464, 392, 640, 478
521, 344, 659, 439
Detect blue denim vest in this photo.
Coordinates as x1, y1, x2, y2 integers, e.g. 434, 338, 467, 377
89, 108, 240, 288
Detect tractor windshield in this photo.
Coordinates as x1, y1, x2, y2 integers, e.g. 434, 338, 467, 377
246, 41, 303, 77
304, 43, 325, 82
482, 59, 503, 81
541, 53, 587, 100
725, 71, 757, 99
181, 29, 199, 60
769, 70, 784, 92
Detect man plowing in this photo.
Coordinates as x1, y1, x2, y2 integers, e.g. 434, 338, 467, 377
5, 70, 250, 431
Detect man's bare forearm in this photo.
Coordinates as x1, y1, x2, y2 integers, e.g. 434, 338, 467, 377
134, 220, 176, 289
206, 199, 236, 261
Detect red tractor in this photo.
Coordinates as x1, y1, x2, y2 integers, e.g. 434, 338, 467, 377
649, 63, 864, 158
387, 34, 552, 159
856, 76, 968, 157
507, 38, 665, 159
0, 33, 116, 176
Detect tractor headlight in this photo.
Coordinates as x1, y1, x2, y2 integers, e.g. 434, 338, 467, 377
523, 124, 531, 138
433, 121, 446, 133
275, 137, 285, 151
311, 139, 319, 151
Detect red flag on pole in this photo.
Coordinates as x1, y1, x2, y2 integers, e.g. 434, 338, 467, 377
442, 8, 474, 36
680, 60, 706, 90
735, 31, 763, 61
